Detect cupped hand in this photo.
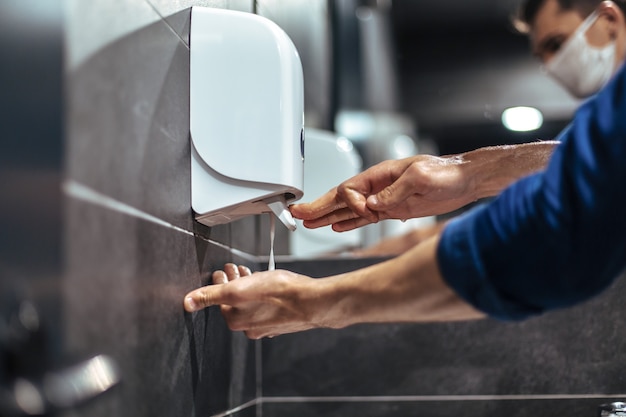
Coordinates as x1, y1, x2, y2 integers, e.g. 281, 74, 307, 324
183, 264, 337, 339
290, 154, 476, 232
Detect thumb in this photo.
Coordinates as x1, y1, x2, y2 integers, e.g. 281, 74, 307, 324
367, 178, 416, 210
184, 285, 229, 312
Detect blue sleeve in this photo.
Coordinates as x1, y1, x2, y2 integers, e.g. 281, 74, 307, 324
437, 63, 626, 321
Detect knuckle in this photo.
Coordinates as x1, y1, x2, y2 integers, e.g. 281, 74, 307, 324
407, 161, 426, 176
196, 290, 212, 308
378, 186, 395, 202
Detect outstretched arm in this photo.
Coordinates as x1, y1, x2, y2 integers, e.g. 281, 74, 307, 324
439, 64, 626, 320
290, 141, 558, 232
183, 235, 485, 339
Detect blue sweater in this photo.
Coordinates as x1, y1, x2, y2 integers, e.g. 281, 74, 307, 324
437, 63, 626, 321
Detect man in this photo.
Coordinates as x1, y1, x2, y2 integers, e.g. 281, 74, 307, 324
183, 0, 626, 339
299, 0, 626, 257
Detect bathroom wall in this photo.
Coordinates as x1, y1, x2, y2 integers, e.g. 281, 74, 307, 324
47, 1, 626, 416
263, 262, 626, 417
63, 1, 259, 416
61, 1, 334, 415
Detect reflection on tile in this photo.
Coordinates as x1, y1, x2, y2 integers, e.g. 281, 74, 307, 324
160, 8, 192, 45
66, 0, 161, 70
262, 398, 621, 417
263, 272, 626, 398
146, 0, 254, 44
63, 198, 256, 416
67, 16, 193, 231
146, 0, 253, 20
218, 402, 258, 417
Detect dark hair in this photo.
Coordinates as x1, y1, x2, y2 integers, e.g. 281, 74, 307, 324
514, 0, 626, 32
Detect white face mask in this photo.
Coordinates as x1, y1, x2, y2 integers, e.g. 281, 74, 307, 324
546, 10, 618, 98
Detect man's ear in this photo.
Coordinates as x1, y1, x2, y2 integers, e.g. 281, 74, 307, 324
598, 1, 624, 39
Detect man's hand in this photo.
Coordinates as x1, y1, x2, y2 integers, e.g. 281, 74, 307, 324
183, 237, 486, 339
290, 142, 558, 232
290, 154, 475, 232
183, 264, 339, 339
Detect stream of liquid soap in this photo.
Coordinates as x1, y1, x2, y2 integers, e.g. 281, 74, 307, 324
268, 213, 275, 271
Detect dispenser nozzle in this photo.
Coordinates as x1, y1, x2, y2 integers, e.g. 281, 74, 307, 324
265, 195, 297, 231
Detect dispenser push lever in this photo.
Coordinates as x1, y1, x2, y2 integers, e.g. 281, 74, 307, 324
265, 195, 297, 231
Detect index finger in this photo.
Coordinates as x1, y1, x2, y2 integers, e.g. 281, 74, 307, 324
184, 284, 231, 312
290, 187, 347, 220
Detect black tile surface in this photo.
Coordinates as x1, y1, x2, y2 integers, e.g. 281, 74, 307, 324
63, 198, 257, 416
263, 271, 626, 397
161, 8, 192, 45
262, 398, 625, 417
66, 16, 193, 231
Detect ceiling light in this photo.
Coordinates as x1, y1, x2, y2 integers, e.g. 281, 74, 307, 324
501, 106, 543, 132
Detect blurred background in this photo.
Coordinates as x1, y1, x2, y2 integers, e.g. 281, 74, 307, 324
281, 0, 577, 254
330, 0, 576, 157
3, 1, 613, 417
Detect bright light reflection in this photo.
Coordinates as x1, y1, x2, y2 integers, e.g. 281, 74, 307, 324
501, 106, 543, 132
336, 136, 354, 153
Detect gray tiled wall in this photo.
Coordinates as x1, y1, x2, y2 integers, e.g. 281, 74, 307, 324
61, 2, 626, 417
62, 1, 334, 415
63, 1, 259, 416
262, 260, 626, 417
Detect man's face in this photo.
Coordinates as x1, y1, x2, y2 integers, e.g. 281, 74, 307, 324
529, 0, 622, 64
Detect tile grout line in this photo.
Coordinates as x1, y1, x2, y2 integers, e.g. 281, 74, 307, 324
202, 393, 626, 417
143, 0, 190, 47
62, 179, 257, 262
209, 398, 259, 417
259, 394, 626, 403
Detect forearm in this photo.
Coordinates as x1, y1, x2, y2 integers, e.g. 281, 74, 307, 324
317, 235, 485, 328
458, 141, 559, 199
439, 65, 626, 320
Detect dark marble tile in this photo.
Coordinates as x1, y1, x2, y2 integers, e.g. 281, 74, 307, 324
145, 0, 254, 46
63, 198, 257, 416
275, 256, 391, 277
161, 8, 192, 45
263, 272, 626, 397
231, 216, 264, 256
262, 398, 624, 417
66, 17, 193, 231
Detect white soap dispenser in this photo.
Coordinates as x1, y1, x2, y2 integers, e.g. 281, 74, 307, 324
190, 7, 304, 231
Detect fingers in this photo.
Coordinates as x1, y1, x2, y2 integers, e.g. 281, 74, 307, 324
212, 270, 228, 285
330, 216, 376, 232
290, 188, 347, 220
184, 285, 229, 312
300, 207, 366, 229
367, 173, 421, 211
292, 187, 379, 230
339, 187, 378, 223
186, 263, 254, 312
238, 265, 252, 276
